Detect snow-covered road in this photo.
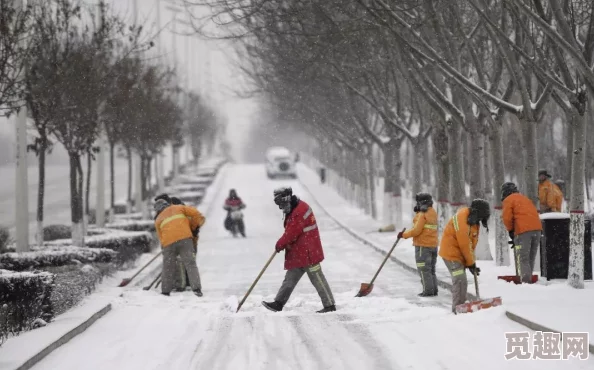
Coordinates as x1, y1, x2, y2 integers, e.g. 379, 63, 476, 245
30, 164, 593, 370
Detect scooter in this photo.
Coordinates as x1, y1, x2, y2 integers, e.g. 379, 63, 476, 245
228, 207, 246, 238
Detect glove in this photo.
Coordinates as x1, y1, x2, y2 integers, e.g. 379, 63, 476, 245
397, 231, 404, 239
275, 244, 284, 253
508, 231, 514, 248
192, 228, 200, 237
467, 263, 481, 276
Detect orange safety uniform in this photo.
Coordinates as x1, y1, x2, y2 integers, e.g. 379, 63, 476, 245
538, 179, 559, 212
154, 204, 205, 248
502, 193, 542, 234
402, 207, 438, 247
438, 207, 479, 267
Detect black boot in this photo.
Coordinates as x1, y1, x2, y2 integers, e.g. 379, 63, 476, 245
194, 288, 203, 297
316, 305, 336, 313
161, 292, 170, 296
418, 292, 438, 297
262, 301, 283, 312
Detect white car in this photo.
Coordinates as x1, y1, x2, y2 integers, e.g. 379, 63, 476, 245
265, 147, 297, 179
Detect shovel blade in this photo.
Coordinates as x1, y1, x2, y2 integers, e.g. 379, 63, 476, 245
118, 278, 131, 287
455, 296, 502, 314
356, 283, 373, 297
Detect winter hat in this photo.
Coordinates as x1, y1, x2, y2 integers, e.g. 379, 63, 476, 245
154, 199, 170, 213
538, 169, 552, 178
468, 198, 490, 230
274, 187, 293, 214
415, 193, 433, 206
154, 193, 171, 203
501, 182, 518, 201
170, 197, 184, 205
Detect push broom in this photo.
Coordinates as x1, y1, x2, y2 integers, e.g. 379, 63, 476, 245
118, 251, 163, 287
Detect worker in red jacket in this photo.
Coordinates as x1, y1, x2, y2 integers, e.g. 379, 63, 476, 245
262, 187, 336, 313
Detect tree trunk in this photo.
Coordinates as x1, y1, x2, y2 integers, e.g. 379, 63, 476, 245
483, 135, 493, 200
566, 122, 573, 202
391, 146, 403, 228
449, 124, 466, 207
468, 130, 485, 199
366, 144, 377, 219
423, 138, 433, 194
382, 143, 394, 226
521, 119, 539, 205
433, 125, 450, 236
36, 139, 47, 247
69, 153, 84, 247
85, 150, 92, 218
490, 124, 510, 266
411, 141, 422, 197
462, 131, 470, 190
109, 141, 115, 208
568, 109, 587, 289
126, 147, 132, 213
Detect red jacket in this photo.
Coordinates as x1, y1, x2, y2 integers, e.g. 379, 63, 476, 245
275, 200, 324, 270
224, 198, 245, 210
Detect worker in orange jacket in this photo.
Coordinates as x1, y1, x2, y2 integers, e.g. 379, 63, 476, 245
439, 199, 490, 314
501, 182, 542, 284
398, 193, 439, 297
154, 198, 205, 297
538, 170, 561, 212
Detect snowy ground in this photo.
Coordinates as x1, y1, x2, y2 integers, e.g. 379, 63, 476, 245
20, 164, 592, 370
297, 163, 594, 340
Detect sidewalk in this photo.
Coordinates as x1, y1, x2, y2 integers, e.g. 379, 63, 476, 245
0, 157, 228, 370
297, 163, 594, 347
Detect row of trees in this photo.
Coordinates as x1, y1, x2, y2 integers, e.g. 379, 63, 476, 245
193, 0, 593, 288
1, 0, 219, 247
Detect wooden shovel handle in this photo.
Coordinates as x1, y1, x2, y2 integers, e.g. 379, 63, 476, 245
237, 250, 278, 312
368, 228, 406, 286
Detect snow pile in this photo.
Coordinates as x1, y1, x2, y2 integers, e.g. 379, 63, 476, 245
0, 269, 55, 344
167, 183, 207, 193
540, 212, 570, 220
177, 174, 215, 185
45, 229, 154, 254
105, 220, 156, 233
0, 246, 116, 271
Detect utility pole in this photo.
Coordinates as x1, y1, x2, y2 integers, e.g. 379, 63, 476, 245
155, 0, 165, 194
132, 0, 146, 218
171, 10, 179, 180
15, 0, 29, 251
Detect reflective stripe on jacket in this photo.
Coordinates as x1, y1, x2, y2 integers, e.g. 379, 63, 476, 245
438, 207, 479, 267
155, 204, 205, 248
402, 207, 438, 247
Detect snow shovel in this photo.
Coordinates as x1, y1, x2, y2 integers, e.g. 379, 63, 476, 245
236, 250, 278, 313
356, 228, 406, 297
455, 268, 502, 314
118, 251, 163, 287
143, 272, 162, 291
497, 241, 538, 284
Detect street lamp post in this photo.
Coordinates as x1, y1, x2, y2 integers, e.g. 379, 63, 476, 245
14, 0, 29, 251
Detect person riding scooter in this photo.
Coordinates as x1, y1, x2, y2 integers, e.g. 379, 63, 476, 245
224, 189, 246, 237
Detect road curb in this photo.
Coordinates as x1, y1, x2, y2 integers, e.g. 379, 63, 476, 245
14, 303, 112, 370
505, 311, 594, 354
297, 174, 478, 300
